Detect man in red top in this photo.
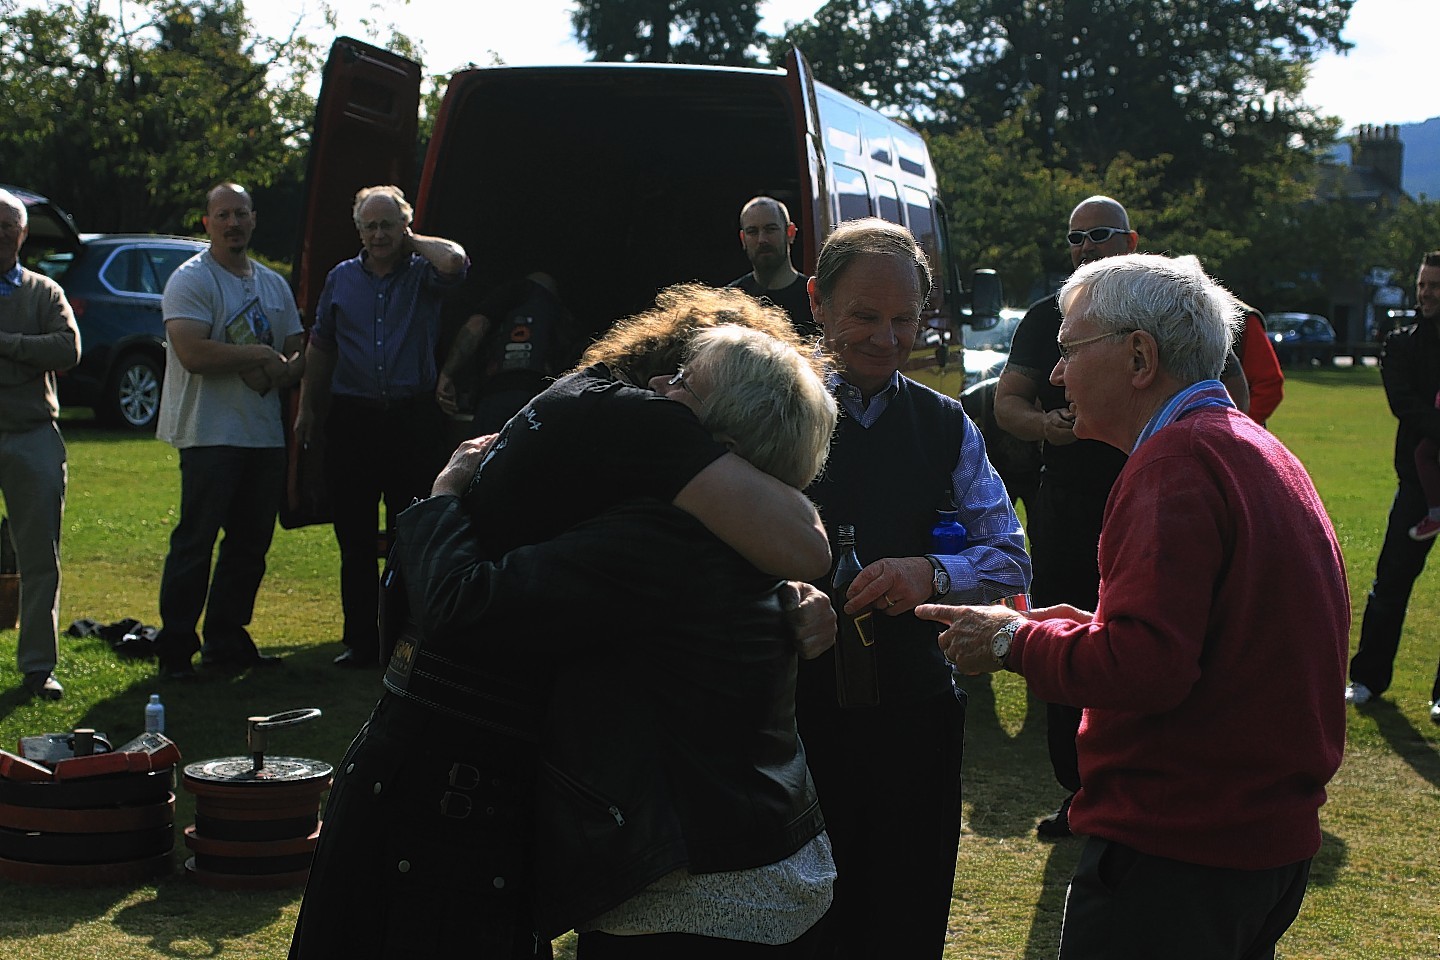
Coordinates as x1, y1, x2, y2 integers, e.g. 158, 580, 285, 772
1236, 303, 1285, 425
921, 253, 1348, 959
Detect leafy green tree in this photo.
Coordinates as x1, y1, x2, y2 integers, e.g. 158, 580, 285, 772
0, 0, 322, 239
767, 0, 961, 122
1375, 200, 1440, 287
572, 0, 763, 65
779, 1, 1350, 224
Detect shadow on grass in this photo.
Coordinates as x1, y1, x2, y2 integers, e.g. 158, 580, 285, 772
0, 683, 43, 726
956, 671, 1054, 841
109, 878, 297, 954
1357, 698, 1440, 792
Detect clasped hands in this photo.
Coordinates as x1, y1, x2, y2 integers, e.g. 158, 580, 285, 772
240, 348, 302, 396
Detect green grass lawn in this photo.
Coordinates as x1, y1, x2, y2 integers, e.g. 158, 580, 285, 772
0, 365, 1437, 958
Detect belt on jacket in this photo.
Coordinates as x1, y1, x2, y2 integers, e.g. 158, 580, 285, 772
382, 621, 541, 743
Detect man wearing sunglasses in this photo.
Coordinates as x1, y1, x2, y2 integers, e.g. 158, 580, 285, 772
993, 196, 1138, 839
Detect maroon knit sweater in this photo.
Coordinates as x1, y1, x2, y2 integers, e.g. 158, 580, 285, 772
1010, 406, 1349, 869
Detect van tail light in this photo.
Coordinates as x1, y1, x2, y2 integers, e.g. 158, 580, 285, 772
68, 296, 87, 319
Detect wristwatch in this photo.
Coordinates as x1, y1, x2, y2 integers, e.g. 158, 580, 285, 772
991, 618, 1022, 669
924, 555, 951, 599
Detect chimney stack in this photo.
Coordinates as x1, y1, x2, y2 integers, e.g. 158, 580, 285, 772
1350, 124, 1405, 192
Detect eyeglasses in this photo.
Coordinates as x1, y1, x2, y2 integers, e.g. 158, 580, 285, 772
668, 366, 706, 406
1056, 329, 1136, 362
1067, 226, 1132, 246
359, 219, 400, 234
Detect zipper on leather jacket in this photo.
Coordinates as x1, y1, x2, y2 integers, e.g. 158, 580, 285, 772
544, 761, 626, 826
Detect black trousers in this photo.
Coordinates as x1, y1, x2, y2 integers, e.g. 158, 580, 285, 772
1029, 476, 1108, 795
1352, 480, 1440, 699
796, 689, 966, 959
156, 445, 284, 667
1059, 838, 1311, 960
323, 395, 447, 657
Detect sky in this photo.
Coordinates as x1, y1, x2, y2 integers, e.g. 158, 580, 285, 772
156, 0, 1440, 131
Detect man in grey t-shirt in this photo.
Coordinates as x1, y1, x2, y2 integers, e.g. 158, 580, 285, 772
154, 181, 305, 679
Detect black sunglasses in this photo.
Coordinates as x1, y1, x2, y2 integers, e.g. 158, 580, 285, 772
1067, 227, 1132, 246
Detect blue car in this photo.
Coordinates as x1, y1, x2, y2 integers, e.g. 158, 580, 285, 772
1264, 312, 1336, 368
39, 234, 206, 430
6, 184, 205, 430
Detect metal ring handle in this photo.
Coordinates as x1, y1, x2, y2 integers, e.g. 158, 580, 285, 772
250, 708, 322, 731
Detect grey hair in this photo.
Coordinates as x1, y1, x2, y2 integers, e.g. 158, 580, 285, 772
683, 324, 837, 489
1059, 253, 1242, 385
352, 185, 413, 226
813, 217, 932, 307
0, 189, 27, 227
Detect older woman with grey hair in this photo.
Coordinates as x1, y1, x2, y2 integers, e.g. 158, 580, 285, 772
923, 253, 1348, 960
292, 291, 842, 960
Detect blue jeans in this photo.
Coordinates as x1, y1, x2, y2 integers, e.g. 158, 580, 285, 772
156, 445, 285, 666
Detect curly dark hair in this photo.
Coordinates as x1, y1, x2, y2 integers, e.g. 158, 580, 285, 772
577, 283, 813, 384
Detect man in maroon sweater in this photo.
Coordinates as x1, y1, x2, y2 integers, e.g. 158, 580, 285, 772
920, 253, 1348, 960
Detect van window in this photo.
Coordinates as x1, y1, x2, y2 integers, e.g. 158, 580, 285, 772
875, 177, 901, 225
897, 137, 927, 178
834, 164, 872, 224
825, 110, 862, 159
904, 187, 936, 251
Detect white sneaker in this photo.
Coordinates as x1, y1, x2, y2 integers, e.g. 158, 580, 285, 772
1345, 683, 1374, 705
1430, 701, 1440, 726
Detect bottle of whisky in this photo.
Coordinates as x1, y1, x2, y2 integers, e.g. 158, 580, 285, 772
831, 524, 879, 707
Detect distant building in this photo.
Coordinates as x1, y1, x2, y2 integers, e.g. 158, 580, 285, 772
1316, 124, 1410, 347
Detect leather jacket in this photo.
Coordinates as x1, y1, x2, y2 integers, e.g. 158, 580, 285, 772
390, 497, 825, 938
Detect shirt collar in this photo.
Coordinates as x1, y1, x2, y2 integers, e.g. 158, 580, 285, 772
359, 249, 416, 277
827, 368, 901, 402
0, 262, 22, 288
1132, 379, 1236, 452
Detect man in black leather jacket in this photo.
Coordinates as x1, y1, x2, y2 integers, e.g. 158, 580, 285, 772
1349, 250, 1440, 720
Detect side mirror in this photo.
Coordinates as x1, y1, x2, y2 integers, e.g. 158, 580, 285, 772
965, 269, 1004, 332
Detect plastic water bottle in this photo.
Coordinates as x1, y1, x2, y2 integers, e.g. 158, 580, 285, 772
144, 694, 165, 734
931, 492, 967, 554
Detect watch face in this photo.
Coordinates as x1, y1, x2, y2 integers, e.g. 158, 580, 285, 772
992, 624, 1014, 662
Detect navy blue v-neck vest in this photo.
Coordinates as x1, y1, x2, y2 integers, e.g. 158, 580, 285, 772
801, 376, 968, 708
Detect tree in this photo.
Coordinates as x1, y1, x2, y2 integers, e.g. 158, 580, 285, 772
949, 0, 1352, 197
0, 0, 323, 239
767, 0, 962, 123
571, 0, 763, 65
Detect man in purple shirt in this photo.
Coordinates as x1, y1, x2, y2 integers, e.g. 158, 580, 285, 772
295, 185, 467, 667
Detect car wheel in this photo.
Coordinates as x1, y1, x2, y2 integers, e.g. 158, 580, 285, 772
104, 352, 163, 431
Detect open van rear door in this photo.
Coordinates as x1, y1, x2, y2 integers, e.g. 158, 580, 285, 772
782, 48, 830, 274
291, 37, 421, 325
284, 37, 421, 529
